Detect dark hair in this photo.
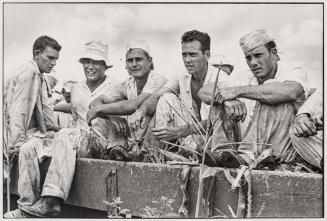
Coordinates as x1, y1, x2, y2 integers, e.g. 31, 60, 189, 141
126, 48, 154, 70
264, 41, 280, 60
181, 30, 211, 53
33, 35, 62, 56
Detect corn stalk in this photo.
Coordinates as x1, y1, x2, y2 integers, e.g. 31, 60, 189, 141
3, 129, 23, 212
195, 62, 222, 218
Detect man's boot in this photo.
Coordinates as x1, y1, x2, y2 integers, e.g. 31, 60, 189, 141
21, 196, 61, 217
212, 149, 248, 168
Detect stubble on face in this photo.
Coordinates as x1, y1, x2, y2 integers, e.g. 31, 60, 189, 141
83, 61, 106, 83
245, 46, 276, 83
36, 46, 59, 73
182, 40, 208, 79
125, 49, 151, 80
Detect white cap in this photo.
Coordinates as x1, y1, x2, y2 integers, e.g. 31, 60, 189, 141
239, 29, 274, 53
126, 40, 151, 56
79, 40, 113, 68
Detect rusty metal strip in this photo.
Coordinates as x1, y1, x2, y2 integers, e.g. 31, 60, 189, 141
105, 167, 118, 217
179, 165, 191, 217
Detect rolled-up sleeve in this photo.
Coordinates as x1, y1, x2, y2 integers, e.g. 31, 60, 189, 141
162, 74, 179, 94
277, 67, 310, 99
142, 73, 168, 94
297, 88, 322, 117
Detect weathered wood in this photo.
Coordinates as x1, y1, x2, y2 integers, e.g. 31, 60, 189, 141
8, 158, 323, 218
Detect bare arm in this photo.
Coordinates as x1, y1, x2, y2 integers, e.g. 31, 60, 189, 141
141, 87, 173, 116
96, 92, 152, 116
198, 82, 235, 105
234, 82, 303, 104
152, 119, 209, 141
54, 103, 72, 113
89, 94, 119, 108
201, 81, 304, 105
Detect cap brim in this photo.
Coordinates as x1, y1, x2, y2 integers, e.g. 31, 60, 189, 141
79, 53, 113, 68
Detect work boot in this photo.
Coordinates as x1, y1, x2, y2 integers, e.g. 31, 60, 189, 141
212, 149, 248, 168
21, 196, 61, 217
4, 209, 33, 218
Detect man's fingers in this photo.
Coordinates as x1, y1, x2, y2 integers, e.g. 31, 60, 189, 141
234, 104, 242, 122
296, 125, 307, 137
151, 127, 168, 132
313, 117, 323, 127
292, 126, 300, 138
303, 120, 317, 136
241, 103, 247, 122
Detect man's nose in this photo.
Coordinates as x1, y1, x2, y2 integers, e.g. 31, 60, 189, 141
132, 59, 137, 66
250, 58, 258, 67
184, 55, 191, 62
51, 59, 57, 66
87, 62, 95, 70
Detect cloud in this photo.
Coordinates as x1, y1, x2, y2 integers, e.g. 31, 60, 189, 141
3, 3, 323, 89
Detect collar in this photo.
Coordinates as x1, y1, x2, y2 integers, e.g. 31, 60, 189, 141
183, 64, 217, 83
30, 59, 41, 76
81, 75, 112, 92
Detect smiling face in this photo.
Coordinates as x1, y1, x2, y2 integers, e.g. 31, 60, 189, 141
125, 48, 152, 79
34, 46, 59, 73
80, 58, 107, 83
182, 40, 209, 77
244, 45, 277, 83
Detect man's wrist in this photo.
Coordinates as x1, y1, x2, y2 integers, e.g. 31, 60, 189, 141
236, 86, 248, 98
178, 125, 191, 138
296, 113, 311, 120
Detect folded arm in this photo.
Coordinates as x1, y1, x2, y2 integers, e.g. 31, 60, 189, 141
200, 81, 304, 105
54, 103, 72, 113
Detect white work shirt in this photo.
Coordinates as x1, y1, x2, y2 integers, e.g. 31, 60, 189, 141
165, 64, 231, 121
297, 87, 322, 117
71, 76, 118, 131
238, 62, 310, 133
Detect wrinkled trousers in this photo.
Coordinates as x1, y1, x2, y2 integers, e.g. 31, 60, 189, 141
17, 128, 106, 211
290, 130, 323, 169
151, 93, 208, 150
236, 102, 300, 164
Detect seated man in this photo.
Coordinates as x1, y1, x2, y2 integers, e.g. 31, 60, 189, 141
4, 40, 117, 218
199, 29, 310, 169
290, 88, 323, 171
4, 36, 61, 218
129, 30, 233, 163
86, 40, 167, 161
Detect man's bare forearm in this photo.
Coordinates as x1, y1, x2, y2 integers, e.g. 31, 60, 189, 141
236, 82, 303, 104
54, 103, 72, 113
142, 87, 172, 116
178, 119, 209, 137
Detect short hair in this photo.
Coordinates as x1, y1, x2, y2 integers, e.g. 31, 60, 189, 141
126, 48, 154, 70
181, 30, 211, 53
264, 41, 280, 60
33, 35, 62, 56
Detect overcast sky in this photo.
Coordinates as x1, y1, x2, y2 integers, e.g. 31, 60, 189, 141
3, 2, 323, 90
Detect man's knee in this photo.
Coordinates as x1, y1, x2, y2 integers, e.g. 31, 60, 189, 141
19, 139, 38, 157
157, 92, 179, 108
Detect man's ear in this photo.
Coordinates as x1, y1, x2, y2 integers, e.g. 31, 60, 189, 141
204, 50, 210, 61
270, 48, 278, 61
34, 50, 41, 58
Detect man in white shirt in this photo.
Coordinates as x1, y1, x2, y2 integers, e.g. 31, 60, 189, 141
290, 88, 323, 170
199, 29, 310, 169
86, 40, 167, 161
129, 30, 233, 164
